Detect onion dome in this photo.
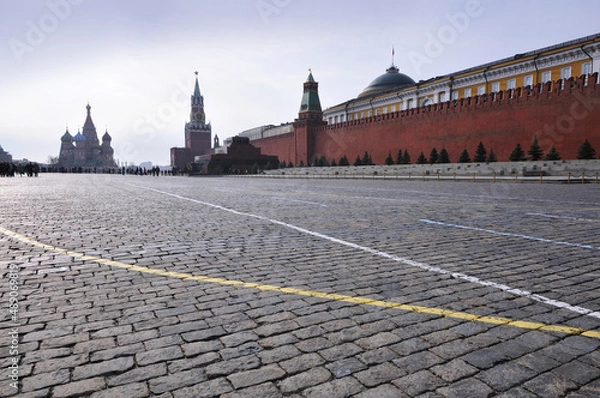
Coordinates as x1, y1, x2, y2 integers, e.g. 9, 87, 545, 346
61, 129, 73, 143
102, 130, 112, 141
73, 131, 86, 142
358, 65, 416, 98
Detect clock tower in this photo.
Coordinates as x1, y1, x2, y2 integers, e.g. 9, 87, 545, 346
184, 72, 212, 153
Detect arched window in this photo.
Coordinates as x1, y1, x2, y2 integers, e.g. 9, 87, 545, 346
421, 98, 433, 107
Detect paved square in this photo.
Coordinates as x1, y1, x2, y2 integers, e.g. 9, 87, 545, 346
1, 174, 599, 397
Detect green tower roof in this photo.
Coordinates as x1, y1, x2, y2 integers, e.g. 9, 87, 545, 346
299, 70, 322, 113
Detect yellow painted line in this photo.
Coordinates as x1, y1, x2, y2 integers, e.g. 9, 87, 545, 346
2, 226, 600, 340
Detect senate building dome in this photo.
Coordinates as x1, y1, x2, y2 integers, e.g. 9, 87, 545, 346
358, 64, 416, 98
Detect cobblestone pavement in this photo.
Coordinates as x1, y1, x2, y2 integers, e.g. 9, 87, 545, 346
1, 174, 599, 397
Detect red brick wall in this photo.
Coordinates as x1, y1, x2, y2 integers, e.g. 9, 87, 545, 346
251, 132, 297, 165
253, 74, 600, 164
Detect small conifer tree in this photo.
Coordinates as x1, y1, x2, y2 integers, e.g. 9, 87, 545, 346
527, 135, 544, 161
438, 148, 450, 163
486, 149, 497, 162
362, 151, 373, 165
330, 159, 337, 167
338, 154, 349, 166
544, 146, 561, 161
509, 143, 526, 161
385, 151, 394, 165
401, 149, 411, 164
395, 149, 403, 165
473, 141, 487, 162
577, 139, 596, 159
318, 155, 329, 167
429, 148, 439, 164
353, 155, 363, 166
416, 151, 427, 164
458, 149, 471, 163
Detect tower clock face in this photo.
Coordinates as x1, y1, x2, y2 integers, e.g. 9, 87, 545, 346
194, 110, 205, 123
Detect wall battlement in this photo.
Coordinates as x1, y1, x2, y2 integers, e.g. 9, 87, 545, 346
318, 73, 599, 132
250, 73, 600, 165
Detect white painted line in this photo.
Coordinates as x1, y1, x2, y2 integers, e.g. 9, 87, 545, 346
140, 186, 600, 320
525, 212, 599, 223
271, 197, 328, 207
420, 219, 599, 251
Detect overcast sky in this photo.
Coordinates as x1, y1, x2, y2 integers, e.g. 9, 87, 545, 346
1, 0, 599, 165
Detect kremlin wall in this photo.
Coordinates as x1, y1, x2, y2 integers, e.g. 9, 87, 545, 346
242, 34, 600, 167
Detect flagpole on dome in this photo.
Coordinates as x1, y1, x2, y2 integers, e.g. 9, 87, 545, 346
391, 45, 395, 68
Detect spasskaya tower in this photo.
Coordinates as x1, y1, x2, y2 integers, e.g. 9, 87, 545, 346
170, 72, 212, 170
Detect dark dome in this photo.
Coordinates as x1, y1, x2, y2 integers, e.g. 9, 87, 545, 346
358, 65, 415, 98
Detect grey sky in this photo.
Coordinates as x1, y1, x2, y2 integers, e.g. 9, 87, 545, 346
1, 0, 599, 165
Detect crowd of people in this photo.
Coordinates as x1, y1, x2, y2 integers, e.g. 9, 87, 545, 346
0, 162, 178, 177
0, 162, 39, 177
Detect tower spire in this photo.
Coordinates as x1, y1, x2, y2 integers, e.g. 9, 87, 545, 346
299, 69, 322, 116
193, 71, 201, 97
190, 71, 206, 125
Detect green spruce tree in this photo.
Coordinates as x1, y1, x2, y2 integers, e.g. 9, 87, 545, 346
577, 139, 596, 159
438, 148, 450, 163
486, 149, 497, 162
385, 151, 394, 165
353, 155, 363, 166
527, 135, 544, 161
330, 159, 337, 167
473, 141, 487, 162
416, 151, 427, 164
509, 143, 526, 161
458, 149, 471, 163
338, 154, 349, 166
395, 149, 403, 165
544, 146, 561, 161
401, 149, 411, 164
362, 151, 373, 165
429, 148, 439, 164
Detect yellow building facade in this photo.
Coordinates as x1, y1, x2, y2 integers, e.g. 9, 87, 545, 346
324, 33, 600, 124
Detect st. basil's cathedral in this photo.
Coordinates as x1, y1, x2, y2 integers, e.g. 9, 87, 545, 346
57, 103, 116, 170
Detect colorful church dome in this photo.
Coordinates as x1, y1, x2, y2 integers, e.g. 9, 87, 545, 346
358, 65, 415, 98
73, 131, 86, 142
61, 129, 73, 143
